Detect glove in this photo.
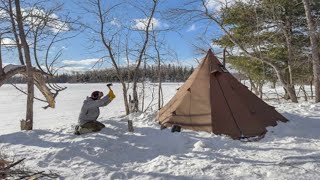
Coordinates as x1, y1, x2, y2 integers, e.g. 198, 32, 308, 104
107, 90, 116, 100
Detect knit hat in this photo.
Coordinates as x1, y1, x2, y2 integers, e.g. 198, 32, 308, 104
91, 91, 103, 100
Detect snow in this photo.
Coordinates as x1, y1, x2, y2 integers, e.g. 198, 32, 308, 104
3, 64, 25, 73
0, 83, 320, 179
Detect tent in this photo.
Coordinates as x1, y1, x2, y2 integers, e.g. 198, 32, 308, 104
157, 50, 288, 139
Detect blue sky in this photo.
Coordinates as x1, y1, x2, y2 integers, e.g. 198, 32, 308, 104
2, 0, 225, 73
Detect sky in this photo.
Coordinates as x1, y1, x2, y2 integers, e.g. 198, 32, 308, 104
2, 0, 227, 73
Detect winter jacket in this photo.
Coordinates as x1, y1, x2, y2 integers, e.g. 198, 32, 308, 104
78, 95, 112, 126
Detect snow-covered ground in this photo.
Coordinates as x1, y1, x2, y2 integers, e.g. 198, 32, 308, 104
0, 83, 320, 179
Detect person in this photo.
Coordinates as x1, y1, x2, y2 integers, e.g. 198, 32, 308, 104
74, 89, 116, 135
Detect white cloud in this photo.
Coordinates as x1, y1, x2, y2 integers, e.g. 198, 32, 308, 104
48, 19, 70, 33
187, 24, 196, 32
60, 66, 87, 73
62, 59, 100, 66
23, 8, 69, 33
111, 18, 121, 27
204, 0, 249, 12
0, 9, 8, 19
132, 17, 163, 30
1, 38, 16, 47
205, 0, 230, 12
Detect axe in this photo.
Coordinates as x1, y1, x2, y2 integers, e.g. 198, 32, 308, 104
106, 83, 113, 90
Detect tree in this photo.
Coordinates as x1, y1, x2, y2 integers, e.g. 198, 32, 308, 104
302, 0, 320, 102
168, 0, 318, 102
82, 0, 159, 131
15, 0, 35, 130
0, 0, 76, 130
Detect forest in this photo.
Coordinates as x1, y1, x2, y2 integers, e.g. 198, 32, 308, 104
6, 64, 195, 83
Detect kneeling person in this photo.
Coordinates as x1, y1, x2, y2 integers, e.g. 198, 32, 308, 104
74, 89, 116, 135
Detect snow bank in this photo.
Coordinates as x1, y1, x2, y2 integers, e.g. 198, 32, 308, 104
0, 83, 319, 179
3, 64, 25, 73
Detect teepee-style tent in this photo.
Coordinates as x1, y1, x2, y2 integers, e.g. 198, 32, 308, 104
157, 49, 288, 139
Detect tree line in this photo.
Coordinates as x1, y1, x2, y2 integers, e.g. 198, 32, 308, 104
7, 64, 194, 83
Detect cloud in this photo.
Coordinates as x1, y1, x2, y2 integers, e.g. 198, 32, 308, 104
0, 9, 8, 19
204, 0, 249, 12
204, 0, 228, 11
132, 17, 166, 30
58, 66, 88, 73
110, 18, 121, 27
62, 59, 100, 66
187, 24, 196, 32
1, 38, 16, 47
22, 8, 69, 33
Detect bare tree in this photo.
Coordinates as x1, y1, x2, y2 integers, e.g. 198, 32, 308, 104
0, 33, 5, 76
83, 0, 158, 115
128, 0, 158, 112
151, 30, 164, 110
15, 0, 35, 130
7, 0, 24, 65
0, 0, 77, 130
302, 0, 320, 103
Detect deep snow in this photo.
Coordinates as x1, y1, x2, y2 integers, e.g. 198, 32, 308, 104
0, 83, 320, 179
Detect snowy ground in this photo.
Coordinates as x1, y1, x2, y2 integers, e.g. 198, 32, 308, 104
0, 83, 320, 179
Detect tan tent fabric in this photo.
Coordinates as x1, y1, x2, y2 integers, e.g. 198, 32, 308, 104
157, 49, 288, 139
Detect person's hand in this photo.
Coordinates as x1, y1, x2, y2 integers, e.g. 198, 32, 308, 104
107, 90, 116, 100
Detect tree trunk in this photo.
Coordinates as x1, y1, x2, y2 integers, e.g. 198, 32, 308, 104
283, 16, 294, 87
310, 80, 314, 99
281, 16, 299, 103
153, 32, 163, 110
9, 0, 24, 65
258, 80, 263, 99
283, 88, 290, 100
300, 86, 308, 101
121, 82, 130, 115
303, 0, 320, 103
15, 0, 34, 130
131, 1, 157, 112
271, 80, 276, 89
286, 85, 298, 102
128, 95, 135, 132
272, 64, 298, 102
158, 66, 162, 110
248, 78, 259, 96
132, 81, 139, 112
0, 35, 3, 76
141, 57, 147, 112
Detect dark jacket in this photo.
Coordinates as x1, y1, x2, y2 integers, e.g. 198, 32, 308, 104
78, 96, 111, 125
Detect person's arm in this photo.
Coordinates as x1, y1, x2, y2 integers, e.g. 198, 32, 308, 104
107, 89, 116, 100
85, 90, 116, 109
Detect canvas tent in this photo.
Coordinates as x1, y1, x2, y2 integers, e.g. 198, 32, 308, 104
157, 50, 288, 139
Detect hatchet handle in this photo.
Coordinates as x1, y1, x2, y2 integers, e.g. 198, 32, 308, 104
106, 83, 113, 90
